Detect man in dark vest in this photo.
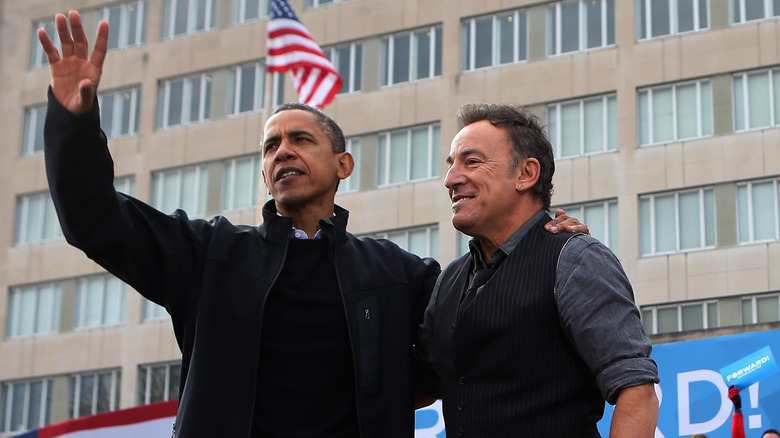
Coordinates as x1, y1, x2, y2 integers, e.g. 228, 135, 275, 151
418, 103, 660, 437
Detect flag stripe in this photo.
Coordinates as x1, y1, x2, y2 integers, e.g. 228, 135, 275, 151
267, 0, 342, 108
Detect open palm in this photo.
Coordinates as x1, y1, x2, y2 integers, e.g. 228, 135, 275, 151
38, 11, 109, 115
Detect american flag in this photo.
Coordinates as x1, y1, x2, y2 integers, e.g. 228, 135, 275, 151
267, 0, 342, 108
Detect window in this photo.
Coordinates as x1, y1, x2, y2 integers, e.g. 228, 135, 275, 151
22, 105, 47, 156
68, 370, 120, 418
99, 87, 141, 139
638, 79, 713, 146
0, 379, 52, 433
637, 0, 709, 40
231, 0, 271, 23
227, 62, 265, 115
73, 275, 127, 330
370, 225, 439, 259
143, 299, 170, 321
222, 155, 261, 211
639, 188, 716, 255
100, 1, 147, 51
305, 0, 348, 7
548, 0, 615, 56
138, 363, 181, 404
548, 94, 617, 158
30, 18, 58, 68
731, 0, 780, 23
324, 42, 362, 94
377, 124, 440, 186
156, 73, 213, 129
114, 176, 137, 196
337, 139, 361, 194
380, 26, 442, 86
151, 165, 209, 215
551, 200, 619, 255
14, 192, 63, 245
162, 0, 216, 39
737, 177, 780, 243
733, 67, 780, 131
642, 300, 719, 334
742, 293, 780, 324
6, 283, 61, 339
461, 9, 528, 71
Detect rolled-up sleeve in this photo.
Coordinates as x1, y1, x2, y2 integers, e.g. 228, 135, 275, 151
555, 235, 659, 405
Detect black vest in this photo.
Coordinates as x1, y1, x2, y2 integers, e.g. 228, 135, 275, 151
430, 216, 603, 438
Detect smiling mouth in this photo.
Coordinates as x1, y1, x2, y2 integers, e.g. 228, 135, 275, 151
451, 194, 475, 207
275, 168, 304, 181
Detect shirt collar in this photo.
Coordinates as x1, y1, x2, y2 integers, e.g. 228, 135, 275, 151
468, 208, 547, 270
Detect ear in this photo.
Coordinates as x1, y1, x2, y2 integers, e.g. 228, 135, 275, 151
336, 151, 355, 180
516, 158, 540, 192
261, 169, 271, 195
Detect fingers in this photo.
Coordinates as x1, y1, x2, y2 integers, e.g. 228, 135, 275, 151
37, 27, 61, 65
90, 20, 110, 70
54, 13, 73, 58
68, 11, 89, 59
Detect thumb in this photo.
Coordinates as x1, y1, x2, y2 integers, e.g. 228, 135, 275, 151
77, 79, 95, 112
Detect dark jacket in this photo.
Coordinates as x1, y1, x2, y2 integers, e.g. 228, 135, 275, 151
44, 92, 440, 437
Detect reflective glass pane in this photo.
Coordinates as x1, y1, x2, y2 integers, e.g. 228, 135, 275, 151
560, 102, 581, 157
474, 17, 493, 68
657, 307, 678, 333
757, 295, 780, 323
561, 1, 580, 53
652, 87, 674, 143
751, 181, 776, 241
497, 13, 514, 64
583, 98, 604, 153
654, 194, 676, 253
408, 229, 428, 257
737, 185, 750, 242
734, 75, 746, 131
410, 127, 429, 180
414, 30, 431, 80
676, 83, 698, 139
586, 0, 603, 48
748, 71, 771, 128
678, 0, 694, 32
678, 191, 701, 249
651, 0, 671, 37
389, 131, 408, 183
682, 304, 704, 331
392, 34, 410, 84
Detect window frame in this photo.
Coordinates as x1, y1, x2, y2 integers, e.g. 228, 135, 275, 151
737, 177, 780, 244
369, 224, 440, 259
637, 78, 713, 146
0, 378, 52, 433
548, 0, 615, 56
547, 93, 618, 158
6, 283, 62, 339
162, 0, 217, 40
460, 9, 528, 72
138, 362, 181, 404
14, 192, 63, 246
637, 0, 709, 40
68, 370, 121, 419
156, 72, 214, 130
150, 164, 210, 216
380, 26, 442, 86
231, 0, 271, 24
221, 155, 261, 211
337, 138, 361, 194
639, 187, 717, 256
732, 67, 780, 132
730, 0, 780, 24
73, 275, 128, 330
550, 199, 619, 254
323, 42, 363, 95
21, 105, 47, 156
98, 86, 141, 139
376, 123, 441, 187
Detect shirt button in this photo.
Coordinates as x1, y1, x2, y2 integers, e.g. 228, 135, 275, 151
457, 427, 464, 436
294, 231, 302, 238
457, 402, 465, 411
458, 376, 466, 384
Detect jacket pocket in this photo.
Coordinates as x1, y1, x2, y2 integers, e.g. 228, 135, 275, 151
356, 296, 379, 394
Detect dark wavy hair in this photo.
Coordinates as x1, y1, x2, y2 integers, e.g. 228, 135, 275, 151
457, 103, 555, 211
271, 103, 346, 153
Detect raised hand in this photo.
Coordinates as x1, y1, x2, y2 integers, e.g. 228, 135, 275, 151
37, 10, 109, 115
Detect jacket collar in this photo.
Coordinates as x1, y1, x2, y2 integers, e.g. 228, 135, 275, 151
259, 200, 349, 245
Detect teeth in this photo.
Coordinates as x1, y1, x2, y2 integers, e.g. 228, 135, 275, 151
280, 170, 301, 178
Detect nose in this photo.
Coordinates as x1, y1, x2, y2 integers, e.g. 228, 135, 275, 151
444, 163, 464, 190
273, 138, 296, 162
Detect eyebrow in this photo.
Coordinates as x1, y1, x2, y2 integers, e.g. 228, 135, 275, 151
262, 129, 316, 150
447, 148, 483, 164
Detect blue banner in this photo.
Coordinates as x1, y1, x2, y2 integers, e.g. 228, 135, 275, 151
415, 329, 780, 438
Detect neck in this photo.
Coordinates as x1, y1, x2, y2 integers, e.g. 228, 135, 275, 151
476, 201, 543, 262
276, 201, 335, 239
